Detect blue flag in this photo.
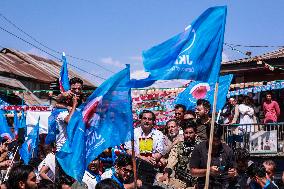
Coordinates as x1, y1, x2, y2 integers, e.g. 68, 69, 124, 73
19, 109, 27, 137
19, 118, 40, 165
142, 6, 227, 83
59, 52, 70, 92
45, 108, 67, 144
0, 110, 13, 140
57, 65, 133, 181
13, 110, 19, 139
175, 74, 233, 111
0, 98, 9, 109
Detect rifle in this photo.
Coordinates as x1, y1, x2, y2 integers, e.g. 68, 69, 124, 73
175, 167, 196, 186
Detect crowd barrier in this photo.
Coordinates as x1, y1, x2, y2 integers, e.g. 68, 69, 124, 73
221, 122, 284, 154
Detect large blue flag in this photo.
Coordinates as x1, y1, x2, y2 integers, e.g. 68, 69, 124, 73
57, 65, 133, 181
0, 110, 13, 140
45, 108, 67, 144
142, 6, 227, 83
19, 118, 40, 165
59, 52, 70, 92
175, 74, 233, 111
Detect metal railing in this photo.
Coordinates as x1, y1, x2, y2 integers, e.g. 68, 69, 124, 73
221, 122, 284, 153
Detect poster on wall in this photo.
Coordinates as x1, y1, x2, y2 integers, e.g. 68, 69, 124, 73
249, 130, 277, 154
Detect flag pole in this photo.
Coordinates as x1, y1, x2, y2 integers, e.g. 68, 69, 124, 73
131, 139, 137, 189
127, 64, 137, 189
3, 145, 19, 182
205, 82, 219, 189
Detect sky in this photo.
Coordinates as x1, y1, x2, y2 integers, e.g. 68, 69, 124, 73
1, 1, 284, 86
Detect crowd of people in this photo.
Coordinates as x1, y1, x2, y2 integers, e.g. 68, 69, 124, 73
0, 77, 283, 189
221, 92, 281, 126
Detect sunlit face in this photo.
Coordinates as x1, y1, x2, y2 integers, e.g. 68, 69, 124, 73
263, 163, 274, 180
175, 108, 185, 120
88, 159, 100, 173
167, 121, 179, 138
229, 98, 236, 105
116, 165, 133, 182
141, 112, 154, 132
195, 105, 208, 119
183, 127, 196, 141
25, 171, 38, 189
71, 83, 83, 96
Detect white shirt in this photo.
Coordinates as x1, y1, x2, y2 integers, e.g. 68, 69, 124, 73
125, 127, 166, 156
82, 171, 100, 189
38, 153, 55, 182
56, 111, 69, 151
101, 168, 114, 180
238, 104, 256, 132
239, 104, 255, 124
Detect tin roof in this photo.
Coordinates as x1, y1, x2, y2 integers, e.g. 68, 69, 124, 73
0, 75, 43, 105
222, 48, 284, 64
0, 48, 95, 87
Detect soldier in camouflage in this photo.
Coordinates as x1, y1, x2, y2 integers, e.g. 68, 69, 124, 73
158, 119, 200, 188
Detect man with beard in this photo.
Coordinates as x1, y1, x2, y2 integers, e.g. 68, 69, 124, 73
7, 165, 38, 189
82, 158, 101, 189
158, 119, 200, 188
263, 92, 280, 124
174, 104, 186, 126
190, 124, 236, 189
101, 154, 142, 189
195, 99, 211, 141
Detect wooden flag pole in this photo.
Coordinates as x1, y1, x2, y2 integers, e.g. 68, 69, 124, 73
131, 139, 137, 189
204, 82, 219, 189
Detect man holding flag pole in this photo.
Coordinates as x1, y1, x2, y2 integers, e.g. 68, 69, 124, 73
137, 6, 231, 189
56, 64, 135, 188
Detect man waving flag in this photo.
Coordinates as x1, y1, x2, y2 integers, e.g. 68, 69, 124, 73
142, 6, 227, 83
57, 65, 133, 181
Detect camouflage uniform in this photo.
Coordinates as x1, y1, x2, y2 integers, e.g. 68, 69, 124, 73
166, 139, 200, 188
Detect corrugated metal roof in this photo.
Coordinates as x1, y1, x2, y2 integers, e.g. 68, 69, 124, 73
222, 48, 284, 64
0, 75, 42, 105
0, 48, 95, 87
